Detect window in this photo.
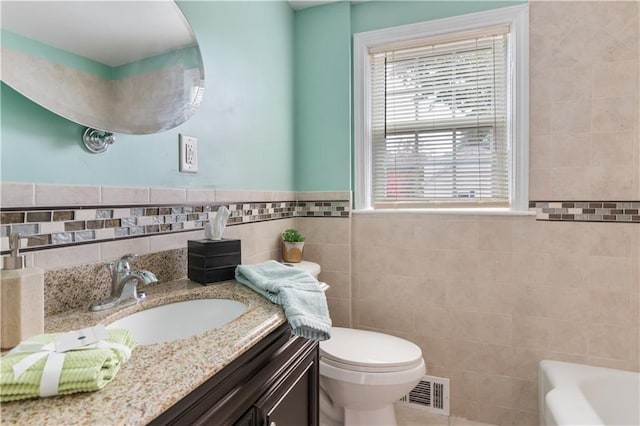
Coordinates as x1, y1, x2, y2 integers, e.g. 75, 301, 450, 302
354, 5, 528, 211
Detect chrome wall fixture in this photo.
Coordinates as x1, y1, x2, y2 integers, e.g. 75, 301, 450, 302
83, 128, 116, 153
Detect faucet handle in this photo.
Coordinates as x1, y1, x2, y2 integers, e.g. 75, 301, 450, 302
137, 270, 158, 285
119, 253, 137, 262
116, 253, 137, 272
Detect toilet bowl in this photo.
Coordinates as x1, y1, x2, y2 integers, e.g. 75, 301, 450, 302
319, 327, 426, 426
286, 261, 426, 426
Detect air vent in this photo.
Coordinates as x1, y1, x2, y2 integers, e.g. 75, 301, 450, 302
399, 375, 450, 416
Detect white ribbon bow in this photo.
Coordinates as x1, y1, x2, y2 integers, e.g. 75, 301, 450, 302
8, 326, 132, 398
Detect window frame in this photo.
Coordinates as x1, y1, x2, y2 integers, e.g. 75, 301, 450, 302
353, 4, 529, 213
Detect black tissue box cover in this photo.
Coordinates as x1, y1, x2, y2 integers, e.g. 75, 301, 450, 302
187, 239, 241, 285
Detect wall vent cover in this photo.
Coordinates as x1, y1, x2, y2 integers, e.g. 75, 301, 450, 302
399, 375, 450, 416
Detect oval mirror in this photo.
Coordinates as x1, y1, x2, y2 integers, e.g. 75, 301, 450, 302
0, 1, 205, 135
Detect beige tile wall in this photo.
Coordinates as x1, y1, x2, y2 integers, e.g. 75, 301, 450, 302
529, 0, 639, 200
352, 213, 639, 424
294, 192, 353, 327
295, 216, 352, 327
350, 2, 639, 425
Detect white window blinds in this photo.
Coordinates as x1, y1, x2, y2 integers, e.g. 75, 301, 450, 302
369, 27, 510, 208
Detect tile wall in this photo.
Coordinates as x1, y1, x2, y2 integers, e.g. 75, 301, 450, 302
42, 218, 303, 316
296, 216, 353, 327
0, 200, 349, 252
0, 183, 351, 324
352, 213, 638, 425
528, 1, 639, 199
352, 2, 639, 425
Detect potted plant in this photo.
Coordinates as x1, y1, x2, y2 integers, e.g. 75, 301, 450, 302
281, 229, 305, 263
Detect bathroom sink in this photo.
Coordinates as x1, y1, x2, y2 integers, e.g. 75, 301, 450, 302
106, 298, 247, 345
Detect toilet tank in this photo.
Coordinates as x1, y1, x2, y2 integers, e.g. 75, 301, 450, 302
283, 260, 321, 279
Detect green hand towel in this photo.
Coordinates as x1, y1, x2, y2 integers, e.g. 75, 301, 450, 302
1, 328, 136, 402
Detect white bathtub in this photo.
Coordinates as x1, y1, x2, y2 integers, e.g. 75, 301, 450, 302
539, 360, 640, 426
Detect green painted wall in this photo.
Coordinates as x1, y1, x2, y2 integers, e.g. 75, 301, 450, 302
1, 1, 295, 191
293, 1, 352, 191
1, 1, 528, 192
293, 0, 527, 191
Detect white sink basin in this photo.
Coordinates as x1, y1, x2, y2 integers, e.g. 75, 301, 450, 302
106, 298, 247, 345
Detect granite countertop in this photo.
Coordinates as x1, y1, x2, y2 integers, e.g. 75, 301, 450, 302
1, 278, 286, 425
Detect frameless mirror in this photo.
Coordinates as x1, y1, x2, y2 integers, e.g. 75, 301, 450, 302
0, 1, 205, 135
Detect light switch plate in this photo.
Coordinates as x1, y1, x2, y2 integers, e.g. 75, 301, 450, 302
179, 134, 198, 173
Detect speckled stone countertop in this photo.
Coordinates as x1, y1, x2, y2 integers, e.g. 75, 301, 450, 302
1, 278, 286, 425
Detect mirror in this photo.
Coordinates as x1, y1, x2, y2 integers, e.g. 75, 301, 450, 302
0, 1, 205, 135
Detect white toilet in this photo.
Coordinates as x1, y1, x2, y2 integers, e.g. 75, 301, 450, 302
319, 327, 426, 426
287, 261, 426, 426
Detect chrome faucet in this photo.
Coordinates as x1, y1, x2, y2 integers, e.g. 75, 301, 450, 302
111, 253, 135, 297
89, 254, 158, 312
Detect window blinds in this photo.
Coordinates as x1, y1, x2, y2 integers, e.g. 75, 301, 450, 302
370, 27, 510, 208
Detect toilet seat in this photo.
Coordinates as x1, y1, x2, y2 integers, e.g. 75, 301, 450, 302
320, 327, 423, 373
320, 356, 426, 386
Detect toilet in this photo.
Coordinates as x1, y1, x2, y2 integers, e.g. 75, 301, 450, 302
287, 261, 426, 426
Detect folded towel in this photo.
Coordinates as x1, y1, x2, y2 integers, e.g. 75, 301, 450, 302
235, 261, 331, 341
1, 328, 136, 402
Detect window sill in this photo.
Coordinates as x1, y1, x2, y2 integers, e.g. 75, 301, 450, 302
352, 207, 536, 217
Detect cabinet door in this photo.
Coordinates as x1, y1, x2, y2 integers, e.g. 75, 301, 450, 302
234, 408, 257, 426
255, 341, 319, 426
149, 326, 318, 426
149, 324, 291, 426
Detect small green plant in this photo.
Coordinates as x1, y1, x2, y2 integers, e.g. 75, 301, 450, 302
282, 228, 305, 242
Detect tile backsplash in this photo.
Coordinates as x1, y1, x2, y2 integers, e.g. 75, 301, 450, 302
0, 183, 352, 323
44, 247, 189, 316
0, 199, 350, 254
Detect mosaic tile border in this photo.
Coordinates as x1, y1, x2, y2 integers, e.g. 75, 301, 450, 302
0, 200, 350, 254
530, 201, 640, 223
297, 200, 350, 217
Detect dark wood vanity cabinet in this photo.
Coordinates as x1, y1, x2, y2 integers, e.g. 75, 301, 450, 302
150, 324, 319, 426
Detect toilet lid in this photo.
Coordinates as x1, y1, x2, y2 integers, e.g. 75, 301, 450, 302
320, 327, 423, 372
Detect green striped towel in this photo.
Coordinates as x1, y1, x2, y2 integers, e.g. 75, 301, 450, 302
1, 328, 136, 402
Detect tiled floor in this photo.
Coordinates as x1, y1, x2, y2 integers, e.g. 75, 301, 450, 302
395, 403, 496, 426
